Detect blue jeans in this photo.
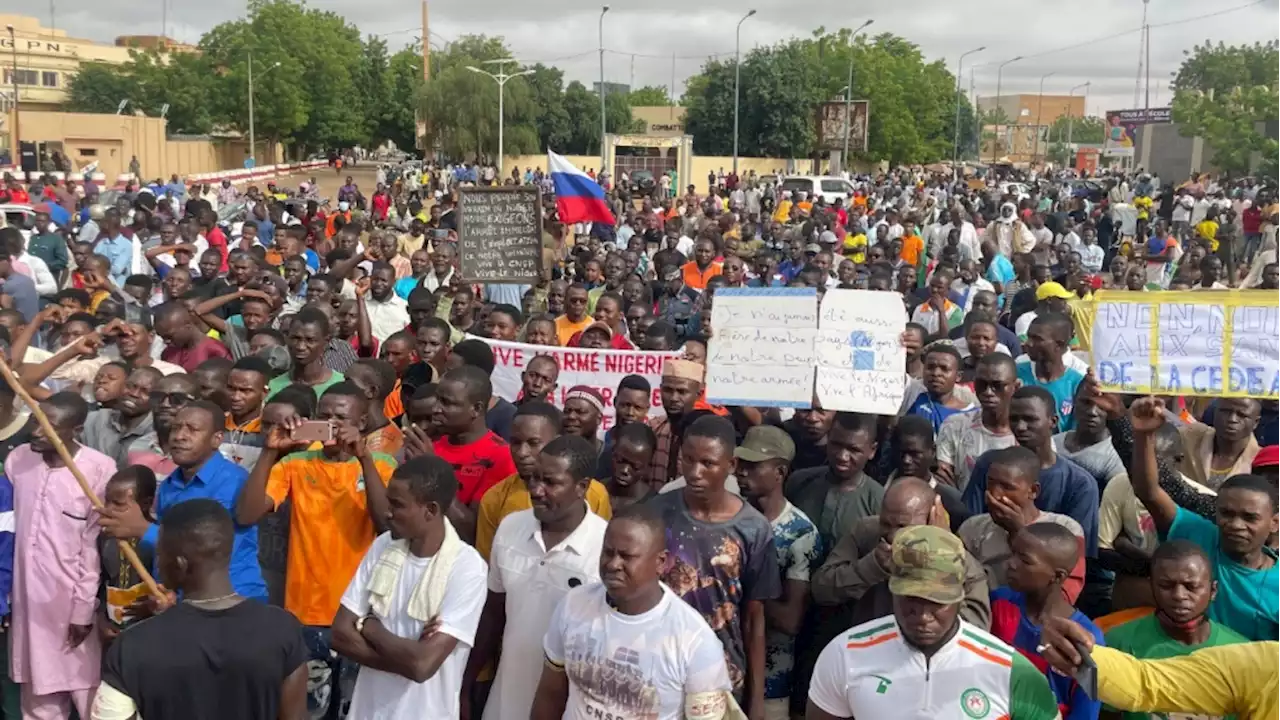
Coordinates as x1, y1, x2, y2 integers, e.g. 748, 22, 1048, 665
303, 626, 358, 720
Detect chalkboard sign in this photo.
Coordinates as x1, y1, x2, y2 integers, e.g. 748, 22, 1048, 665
457, 186, 544, 283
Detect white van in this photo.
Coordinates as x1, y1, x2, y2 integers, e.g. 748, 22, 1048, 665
779, 176, 855, 204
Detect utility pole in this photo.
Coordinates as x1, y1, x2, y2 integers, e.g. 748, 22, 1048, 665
842, 20, 874, 173
953, 46, 984, 180
1034, 71, 1055, 166
247, 52, 281, 168
630, 53, 634, 91
1134, 0, 1149, 107
993, 56, 1023, 163
732, 9, 756, 176
598, 6, 609, 173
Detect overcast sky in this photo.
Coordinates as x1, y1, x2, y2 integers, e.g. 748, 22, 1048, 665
44, 0, 1280, 115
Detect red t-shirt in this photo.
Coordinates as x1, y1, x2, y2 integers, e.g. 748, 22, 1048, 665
432, 431, 516, 505
161, 336, 233, 372
207, 226, 230, 272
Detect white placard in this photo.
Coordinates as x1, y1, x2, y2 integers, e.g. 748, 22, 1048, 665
706, 287, 818, 408
815, 289, 908, 414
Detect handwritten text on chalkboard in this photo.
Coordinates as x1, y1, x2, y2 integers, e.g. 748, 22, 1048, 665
457, 187, 543, 283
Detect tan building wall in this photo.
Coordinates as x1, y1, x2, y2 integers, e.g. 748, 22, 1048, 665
0, 14, 184, 112
15, 110, 280, 180
630, 106, 687, 137
503, 154, 813, 186
976, 94, 1084, 128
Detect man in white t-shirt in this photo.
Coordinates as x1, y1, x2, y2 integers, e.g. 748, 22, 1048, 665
331, 455, 488, 720
530, 505, 735, 720
470, 436, 608, 720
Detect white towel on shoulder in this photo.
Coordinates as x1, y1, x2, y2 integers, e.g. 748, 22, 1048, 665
367, 519, 462, 622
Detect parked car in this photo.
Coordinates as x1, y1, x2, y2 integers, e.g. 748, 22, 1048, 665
629, 169, 657, 197
0, 204, 36, 242
780, 176, 854, 204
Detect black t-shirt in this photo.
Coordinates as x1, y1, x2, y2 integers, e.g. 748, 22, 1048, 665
102, 600, 305, 720
780, 418, 828, 473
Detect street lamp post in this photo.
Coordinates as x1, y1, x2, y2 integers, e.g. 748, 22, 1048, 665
598, 6, 609, 174
1066, 81, 1090, 168
841, 19, 874, 174
247, 52, 281, 168
991, 55, 1023, 163
467, 60, 534, 177
1033, 70, 1056, 166
952, 45, 984, 180
732, 9, 756, 176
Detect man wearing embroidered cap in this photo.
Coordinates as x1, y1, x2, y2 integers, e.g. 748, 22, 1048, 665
648, 359, 706, 489
562, 385, 605, 452
807, 525, 1059, 720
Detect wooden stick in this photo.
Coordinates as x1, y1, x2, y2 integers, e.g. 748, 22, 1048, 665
0, 354, 165, 600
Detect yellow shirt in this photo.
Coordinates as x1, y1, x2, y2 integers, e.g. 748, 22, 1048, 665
1095, 642, 1278, 720
1195, 219, 1220, 251
772, 200, 793, 223
474, 473, 614, 559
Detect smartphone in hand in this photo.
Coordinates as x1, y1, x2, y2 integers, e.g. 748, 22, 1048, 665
291, 420, 334, 444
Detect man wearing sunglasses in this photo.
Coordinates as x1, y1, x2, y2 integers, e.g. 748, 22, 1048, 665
120, 374, 200, 478
936, 353, 1020, 493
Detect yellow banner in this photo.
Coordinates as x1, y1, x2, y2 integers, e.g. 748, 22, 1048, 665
1088, 290, 1280, 399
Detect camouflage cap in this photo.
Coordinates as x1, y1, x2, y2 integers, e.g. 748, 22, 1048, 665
887, 525, 967, 605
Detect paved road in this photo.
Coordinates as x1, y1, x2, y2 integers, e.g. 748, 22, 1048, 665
274, 165, 381, 201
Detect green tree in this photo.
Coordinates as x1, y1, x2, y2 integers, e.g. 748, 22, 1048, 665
1046, 114, 1105, 145
1171, 40, 1278, 178
525, 64, 572, 153
417, 35, 539, 160
628, 85, 670, 106
65, 50, 218, 136
681, 29, 962, 165
382, 47, 424, 151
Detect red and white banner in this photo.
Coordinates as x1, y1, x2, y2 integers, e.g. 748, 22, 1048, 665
479, 338, 679, 431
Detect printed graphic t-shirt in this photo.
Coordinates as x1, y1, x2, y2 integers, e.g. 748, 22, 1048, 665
433, 431, 518, 505
543, 583, 733, 720
647, 491, 782, 695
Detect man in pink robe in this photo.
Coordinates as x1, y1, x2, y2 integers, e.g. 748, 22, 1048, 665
5, 393, 116, 719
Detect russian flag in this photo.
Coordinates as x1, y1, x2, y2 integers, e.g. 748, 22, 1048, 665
548, 150, 615, 226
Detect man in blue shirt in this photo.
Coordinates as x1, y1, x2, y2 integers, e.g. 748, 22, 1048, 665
963, 385, 1099, 558
98, 401, 268, 602
164, 174, 187, 204
94, 208, 134, 288
1016, 313, 1088, 432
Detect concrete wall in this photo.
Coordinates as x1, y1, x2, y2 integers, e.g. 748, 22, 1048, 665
13, 110, 282, 181
503, 153, 829, 186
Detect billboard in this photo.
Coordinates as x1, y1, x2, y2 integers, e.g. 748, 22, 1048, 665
1103, 107, 1172, 157
816, 100, 869, 153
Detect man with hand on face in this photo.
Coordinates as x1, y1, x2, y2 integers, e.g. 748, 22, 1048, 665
236, 382, 397, 719
5, 392, 115, 720
474, 402, 611, 560
332, 454, 487, 719
469, 435, 609, 720
963, 387, 1099, 570
156, 301, 232, 373
530, 505, 736, 720
812, 477, 990, 629
806, 525, 1059, 720
100, 399, 269, 601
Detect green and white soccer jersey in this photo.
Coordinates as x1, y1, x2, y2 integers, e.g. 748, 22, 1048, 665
808, 617, 1061, 720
